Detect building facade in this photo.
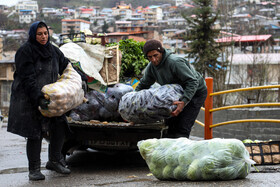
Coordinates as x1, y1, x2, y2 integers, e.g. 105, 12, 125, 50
15, 0, 39, 13
61, 19, 91, 34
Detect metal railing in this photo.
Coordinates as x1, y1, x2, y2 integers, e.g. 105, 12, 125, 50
195, 77, 280, 139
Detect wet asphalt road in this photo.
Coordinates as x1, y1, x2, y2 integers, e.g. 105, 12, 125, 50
1, 122, 280, 187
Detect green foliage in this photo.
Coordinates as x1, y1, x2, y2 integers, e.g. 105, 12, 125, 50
110, 39, 149, 79
183, 0, 223, 77
3, 37, 21, 51
44, 18, 62, 34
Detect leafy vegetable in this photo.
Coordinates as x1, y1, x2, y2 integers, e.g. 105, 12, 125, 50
151, 149, 167, 168
173, 165, 189, 180
215, 166, 237, 180
187, 159, 201, 180
107, 39, 149, 79
137, 138, 253, 181
162, 165, 175, 179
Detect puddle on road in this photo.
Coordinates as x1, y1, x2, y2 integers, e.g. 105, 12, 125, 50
0, 167, 28, 174
0, 167, 47, 174
94, 178, 154, 186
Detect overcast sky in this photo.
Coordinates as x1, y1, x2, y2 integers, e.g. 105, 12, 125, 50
0, 0, 19, 7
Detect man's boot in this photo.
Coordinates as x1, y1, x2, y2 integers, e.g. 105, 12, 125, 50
46, 159, 71, 174
29, 162, 45, 181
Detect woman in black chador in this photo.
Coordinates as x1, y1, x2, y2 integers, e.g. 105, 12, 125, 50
7, 21, 71, 180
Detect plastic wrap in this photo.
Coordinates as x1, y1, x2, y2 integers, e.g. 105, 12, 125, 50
118, 84, 184, 123
137, 138, 255, 181
39, 63, 84, 117
69, 83, 133, 121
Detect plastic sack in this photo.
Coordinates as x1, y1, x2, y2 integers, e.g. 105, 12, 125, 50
69, 83, 133, 121
137, 138, 255, 181
118, 84, 184, 123
39, 63, 84, 117
60, 42, 106, 90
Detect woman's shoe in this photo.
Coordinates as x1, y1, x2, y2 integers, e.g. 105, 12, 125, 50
29, 169, 45, 181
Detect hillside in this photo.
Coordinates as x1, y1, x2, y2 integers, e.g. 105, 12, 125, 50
36, 0, 176, 9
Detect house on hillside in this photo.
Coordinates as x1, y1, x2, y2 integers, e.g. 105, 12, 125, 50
217, 34, 280, 103
61, 19, 90, 34
106, 31, 149, 43
112, 4, 132, 20
0, 60, 14, 115
15, 0, 39, 13
19, 9, 36, 24
216, 35, 275, 53
106, 29, 161, 44
41, 7, 57, 17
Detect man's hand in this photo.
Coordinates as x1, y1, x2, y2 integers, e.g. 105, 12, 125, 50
171, 101, 185, 117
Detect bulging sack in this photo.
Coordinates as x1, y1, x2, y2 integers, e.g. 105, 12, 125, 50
137, 138, 255, 181
39, 63, 84, 117
118, 84, 184, 123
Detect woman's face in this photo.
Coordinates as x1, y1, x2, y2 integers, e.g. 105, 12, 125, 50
36, 26, 48, 45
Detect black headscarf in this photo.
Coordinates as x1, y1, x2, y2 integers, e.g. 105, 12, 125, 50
28, 21, 52, 59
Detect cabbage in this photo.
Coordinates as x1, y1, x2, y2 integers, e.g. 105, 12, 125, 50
225, 139, 247, 158
165, 145, 180, 167
188, 141, 209, 156
215, 166, 237, 180
187, 159, 201, 180
211, 149, 232, 166
178, 150, 194, 166
242, 139, 253, 143
173, 165, 188, 180
137, 138, 254, 181
151, 149, 167, 168
138, 139, 159, 160
237, 162, 250, 179
162, 165, 175, 179
159, 138, 175, 148
208, 138, 228, 152
149, 163, 164, 180
200, 156, 220, 180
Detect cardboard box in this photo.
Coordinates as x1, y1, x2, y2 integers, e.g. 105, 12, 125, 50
100, 45, 121, 85
244, 141, 280, 165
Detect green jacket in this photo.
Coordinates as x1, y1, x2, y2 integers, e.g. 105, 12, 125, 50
135, 49, 207, 104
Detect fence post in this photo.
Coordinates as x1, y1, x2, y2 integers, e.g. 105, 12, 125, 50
205, 77, 213, 139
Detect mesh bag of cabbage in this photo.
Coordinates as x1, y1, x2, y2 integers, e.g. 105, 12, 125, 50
137, 138, 256, 181
118, 84, 184, 124
39, 63, 84, 117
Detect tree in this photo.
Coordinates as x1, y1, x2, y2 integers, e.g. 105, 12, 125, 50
0, 12, 8, 29
183, 0, 223, 78
102, 21, 109, 33
3, 37, 21, 51
182, 0, 230, 107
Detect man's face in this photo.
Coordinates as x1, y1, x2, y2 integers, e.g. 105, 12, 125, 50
147, 50, 163, 66
36, 27, 48, 45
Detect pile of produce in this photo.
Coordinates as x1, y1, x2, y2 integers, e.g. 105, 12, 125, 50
118, 84, 184, 123
138, 138, 255, 181
39, 63, 85, 117
69, 83, 133, 121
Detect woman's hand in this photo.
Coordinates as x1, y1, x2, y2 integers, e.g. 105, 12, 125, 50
171, 101, 185, 117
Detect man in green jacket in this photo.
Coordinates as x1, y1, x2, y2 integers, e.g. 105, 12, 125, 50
135, 39, 207, 138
